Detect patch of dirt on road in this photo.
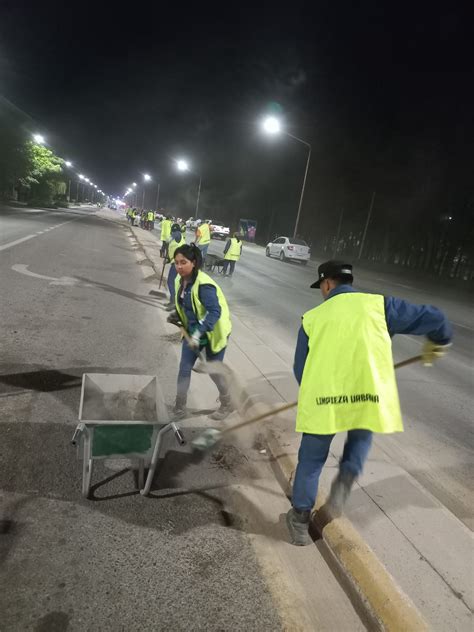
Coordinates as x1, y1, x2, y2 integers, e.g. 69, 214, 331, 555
210, 444, 248, 474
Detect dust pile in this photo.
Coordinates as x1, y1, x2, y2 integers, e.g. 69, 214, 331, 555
83, 390, 157, 421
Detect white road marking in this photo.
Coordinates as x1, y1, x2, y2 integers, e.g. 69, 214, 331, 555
0, 235, 36, 252
11, 264, 78, 286
452, 321, 474, 332
0, 219, 77, 252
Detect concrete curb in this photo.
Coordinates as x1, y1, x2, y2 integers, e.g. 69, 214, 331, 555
265, 430, 429, 632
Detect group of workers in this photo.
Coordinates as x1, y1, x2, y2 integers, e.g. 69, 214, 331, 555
158, 209, 452, 545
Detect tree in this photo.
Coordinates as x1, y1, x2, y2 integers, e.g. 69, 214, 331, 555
19, 141, 65, 207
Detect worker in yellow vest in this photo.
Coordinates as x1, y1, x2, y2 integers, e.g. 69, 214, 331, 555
160, 215, 172, 257
287, 260, 452, 546
222, 233, 242, 276
167, 243, 233, 421
147, 210, 155, 231
165, 223, 185, 310
195, 220, 211, 262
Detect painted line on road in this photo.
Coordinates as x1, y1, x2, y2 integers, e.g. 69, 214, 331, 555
0, 219, 78, 253
452, 321, 474, 332
0, 234, 36, 252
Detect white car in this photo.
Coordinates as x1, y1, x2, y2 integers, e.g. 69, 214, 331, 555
211, 224, 230, 240
265, 236, 310, 264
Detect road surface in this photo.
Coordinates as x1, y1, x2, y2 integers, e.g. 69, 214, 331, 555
0, 205, 364, 631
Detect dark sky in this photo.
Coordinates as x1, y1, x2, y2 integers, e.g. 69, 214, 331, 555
1, 1, 472, 239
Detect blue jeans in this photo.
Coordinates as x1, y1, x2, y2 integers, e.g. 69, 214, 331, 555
167, 263, 177, 303
198, 243, 209, 261
177, 340, 227, 403
292, 430, 373, 511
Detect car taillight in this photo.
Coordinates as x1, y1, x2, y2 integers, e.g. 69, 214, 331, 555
287, 245, 294, 251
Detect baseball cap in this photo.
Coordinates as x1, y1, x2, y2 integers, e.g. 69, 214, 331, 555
310, 260, 354, 288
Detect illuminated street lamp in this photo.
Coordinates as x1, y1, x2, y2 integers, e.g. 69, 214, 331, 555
33, 133, 45, 144
176, 158, 201, 219
261, 115, 311, 239
65, 160, 73, 167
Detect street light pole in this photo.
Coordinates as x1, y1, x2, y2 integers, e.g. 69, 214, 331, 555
142, 187, 146, 209
358, 191, 376, 260
155, 182, 160, 211
195, 177, 202, 219
287, 133, 311, 238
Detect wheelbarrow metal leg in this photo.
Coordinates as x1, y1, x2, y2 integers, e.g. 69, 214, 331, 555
140, 424, 172, 496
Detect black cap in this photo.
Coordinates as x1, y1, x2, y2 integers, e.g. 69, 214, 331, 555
310, 260, 353, 288
171, 223, 181, 232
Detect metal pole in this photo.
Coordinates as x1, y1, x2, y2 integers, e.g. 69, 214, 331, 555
76, 181, 80, 202
142, 186, 145, 210
155, 182, 160, 211
194, 176, 202, 219
67, 179, 71, 202
333, 207, 344, 258
292, 144, 311, 239
358, 191, 376, 259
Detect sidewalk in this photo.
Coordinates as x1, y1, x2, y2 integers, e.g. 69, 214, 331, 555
99, 209, 473, 631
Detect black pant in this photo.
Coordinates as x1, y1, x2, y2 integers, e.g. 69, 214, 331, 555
223, 260, 236, 275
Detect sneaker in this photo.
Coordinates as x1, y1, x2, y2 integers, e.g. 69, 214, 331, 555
325, 471, 356, 518
172, 397, 187, 421
165, 302, 175, 311
208, 396, 234, 421
286, 508, 312, 546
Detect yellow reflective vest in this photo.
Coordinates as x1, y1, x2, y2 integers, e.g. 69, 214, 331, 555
174, 270, 232, 353
224, 238, 242, 261
161, 219, 172, 241
167, 235, 184, 262
197, 222, 210, 245
147, 211, 154, 221
296, 292, 403, 435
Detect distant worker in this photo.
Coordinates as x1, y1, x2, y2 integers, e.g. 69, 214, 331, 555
167, 244, 233, 421
286, 260, 452, 546
132, 208, 138, 226
222, 233, 243, 277
165, 223, 186, 310
160, 215, 172, 257
147, 209, 155, 231
195, 220, 211, 262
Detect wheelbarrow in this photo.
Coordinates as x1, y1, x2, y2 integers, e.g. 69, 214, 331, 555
71, 373, 184, 498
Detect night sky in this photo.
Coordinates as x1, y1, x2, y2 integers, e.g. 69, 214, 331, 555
1, 1, 472, 242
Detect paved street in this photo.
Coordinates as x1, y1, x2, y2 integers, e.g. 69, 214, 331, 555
0, 205, 364, 631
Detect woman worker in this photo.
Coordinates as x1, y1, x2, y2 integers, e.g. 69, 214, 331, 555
222, 232, 243, 276
165, 223, 186, 311
167, 244, 233, 421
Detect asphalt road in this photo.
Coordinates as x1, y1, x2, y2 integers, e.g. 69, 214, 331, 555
0, 205, 363, 631
205, 234, 473, 529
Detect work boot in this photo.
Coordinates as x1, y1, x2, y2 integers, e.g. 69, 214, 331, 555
208, 395, 234, 421
325, 470, 357, 518
172, 397, 187, 421
165, 301, 175, 311
286, 508, 312, 546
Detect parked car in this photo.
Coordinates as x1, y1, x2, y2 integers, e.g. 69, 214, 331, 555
211, 223, 230, 240
265, 236, 310, 264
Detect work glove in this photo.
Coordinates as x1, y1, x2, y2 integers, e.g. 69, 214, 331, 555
166, 311, 183, 328
421, 340, 451, 366
188, 329, 202, 352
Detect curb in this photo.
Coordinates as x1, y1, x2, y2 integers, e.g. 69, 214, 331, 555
265, 430, 429, 632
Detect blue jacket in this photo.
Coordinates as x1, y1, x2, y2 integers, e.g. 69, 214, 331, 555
293, 285, 453, 384
177, 279, 221, 335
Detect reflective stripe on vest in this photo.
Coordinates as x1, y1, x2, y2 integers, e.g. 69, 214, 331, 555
198, 223, 210, 245
174, 270, 232, 354
296, 293, 403, 435
161, 220, 172, 241
168, 236, 184, 261
224, 238, 242, 261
